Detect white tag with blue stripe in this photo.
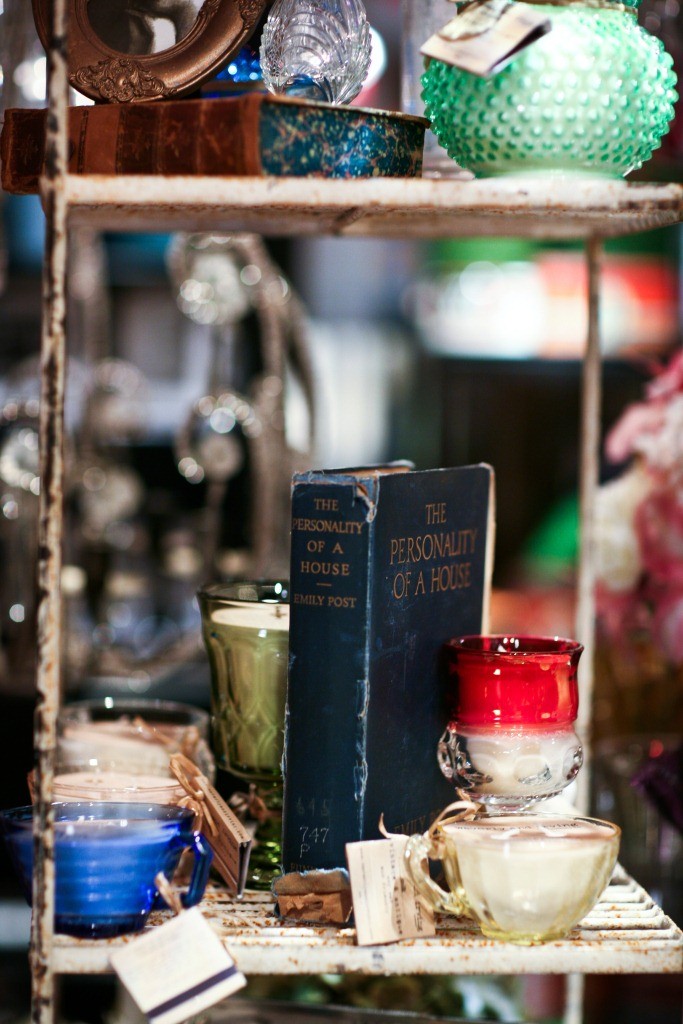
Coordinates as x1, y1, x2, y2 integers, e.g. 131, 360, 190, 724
110, 907, 246, 1024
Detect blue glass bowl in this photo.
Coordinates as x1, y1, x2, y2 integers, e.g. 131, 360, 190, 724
0, 802, 212, 938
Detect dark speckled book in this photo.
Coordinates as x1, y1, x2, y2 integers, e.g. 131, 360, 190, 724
282, 463, 496, 873
0, 94, 427, 194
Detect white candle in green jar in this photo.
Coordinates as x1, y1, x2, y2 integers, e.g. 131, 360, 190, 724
204, 600, 289, 778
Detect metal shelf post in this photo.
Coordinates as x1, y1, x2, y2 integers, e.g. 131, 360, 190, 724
32, 0, 69, 1020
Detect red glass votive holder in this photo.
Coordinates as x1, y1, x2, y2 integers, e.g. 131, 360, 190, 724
437, 635, 584, 810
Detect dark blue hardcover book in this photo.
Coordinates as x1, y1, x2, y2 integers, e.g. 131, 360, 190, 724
281, 463, 496, 872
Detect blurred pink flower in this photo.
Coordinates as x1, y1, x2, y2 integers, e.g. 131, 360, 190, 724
646, 349, 683, 402
651, 591, 683, 664
604, 350, 683, 467
604, 403, 668, 464
597, 348, 683, 665
635, 487, 683, 587
595, 583, 647, 639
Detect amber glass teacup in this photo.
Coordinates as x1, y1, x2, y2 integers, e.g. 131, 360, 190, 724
406, 812, 620, 944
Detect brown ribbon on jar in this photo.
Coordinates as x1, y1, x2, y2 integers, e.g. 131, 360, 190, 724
169, 753, 218, 837
426, 792, 484, 839
377, 790, 483, 845
227, 785, 275, 825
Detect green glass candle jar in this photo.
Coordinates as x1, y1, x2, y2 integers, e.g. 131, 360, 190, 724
198, 580, 289, 889
422, 0, 678, 178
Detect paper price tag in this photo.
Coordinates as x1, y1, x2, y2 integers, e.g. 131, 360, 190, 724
421, 0, 551, 77
110, 907, 246, 1024
346, 836, 435, 946
170, 754, 252, 896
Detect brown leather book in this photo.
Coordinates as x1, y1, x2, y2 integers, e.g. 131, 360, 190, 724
0, 95, 426, 194
1, 95, 264, 194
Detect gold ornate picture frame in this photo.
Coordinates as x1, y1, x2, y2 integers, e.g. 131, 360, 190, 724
32, 0, 270, 103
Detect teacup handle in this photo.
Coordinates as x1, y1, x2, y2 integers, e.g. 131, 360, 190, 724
405, 833, 469, 918
171, 831, 213, 909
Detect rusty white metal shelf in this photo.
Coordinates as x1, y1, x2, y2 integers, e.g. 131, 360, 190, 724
59, 175, 683, 240
52, 867, 683, 977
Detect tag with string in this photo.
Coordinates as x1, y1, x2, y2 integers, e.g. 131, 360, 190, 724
110, 873, 246, 1024
345, 795, 483, 946
170, 753, 252, 896
346, 829, 435, 946
421, 0, 551, 77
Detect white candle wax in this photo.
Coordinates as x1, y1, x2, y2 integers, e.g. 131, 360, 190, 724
52, 770, 184, 803
210, 602, 290, 631
460, 726, 581, 796
442, 816, 619, 941
60, 726, 174, 773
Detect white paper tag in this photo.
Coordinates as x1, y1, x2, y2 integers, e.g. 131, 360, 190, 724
346, 836, 435, 946
421, 0, 551, 77
110, 908, 246, 1024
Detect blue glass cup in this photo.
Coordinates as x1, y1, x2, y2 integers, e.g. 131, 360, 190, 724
0, 802, 213, 938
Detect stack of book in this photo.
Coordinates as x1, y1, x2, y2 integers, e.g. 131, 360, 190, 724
281, 462, 496, 872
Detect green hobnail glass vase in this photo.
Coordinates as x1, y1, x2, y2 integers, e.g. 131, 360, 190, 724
421, 0, 678, 178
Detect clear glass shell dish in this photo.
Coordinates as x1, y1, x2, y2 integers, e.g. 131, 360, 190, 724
422, 4, 678, 177
260, 0, 372, 104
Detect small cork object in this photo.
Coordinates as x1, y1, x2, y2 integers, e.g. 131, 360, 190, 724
274, 869, 353, 926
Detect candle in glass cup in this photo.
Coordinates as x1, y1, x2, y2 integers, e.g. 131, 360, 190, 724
203, 597, 289, 777
58, 698, 214, 779
198, 581, 289, 890
407, 812, 621, 944
441, 815, 620, 942
439, 635, 584, 808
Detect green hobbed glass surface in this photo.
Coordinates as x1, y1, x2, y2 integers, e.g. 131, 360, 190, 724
198, 582, 289, 890
422, 4, 678, 178
207, 622, 288, 779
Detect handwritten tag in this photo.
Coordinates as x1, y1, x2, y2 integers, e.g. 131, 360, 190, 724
110, 907, 246, 1024
346, 836, 435, 946
170, 754, 252, 896
421, 0, 551, 77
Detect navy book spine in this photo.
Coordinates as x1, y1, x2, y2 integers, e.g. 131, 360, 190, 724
363, 466, 493, 841
281, 464, 494, 872
282, 473, 377, 871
